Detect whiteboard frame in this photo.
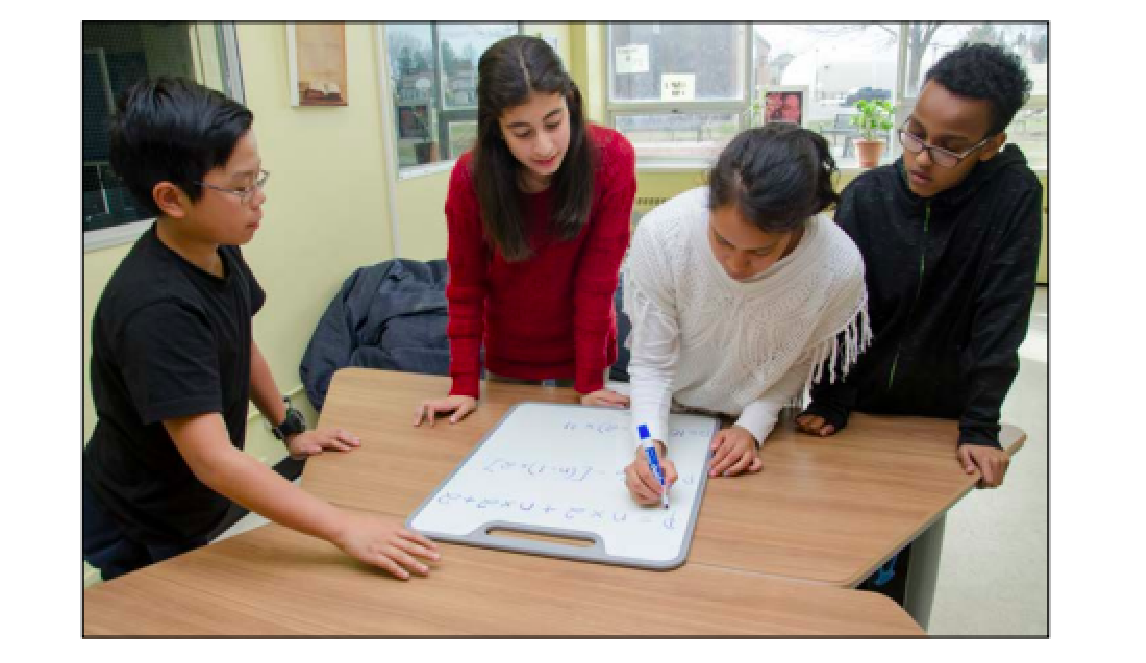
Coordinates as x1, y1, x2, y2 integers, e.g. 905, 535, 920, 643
406, 402, 719, 570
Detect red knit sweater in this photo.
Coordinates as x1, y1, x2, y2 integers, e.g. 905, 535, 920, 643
444, 124, 636, 398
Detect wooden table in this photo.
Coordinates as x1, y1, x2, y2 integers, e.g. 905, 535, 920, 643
84, 366, 1027, 636
305, 369, 1024, 589
83, 522, 922, 636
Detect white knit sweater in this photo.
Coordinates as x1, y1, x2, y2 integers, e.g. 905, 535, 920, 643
623, 186, 871, 448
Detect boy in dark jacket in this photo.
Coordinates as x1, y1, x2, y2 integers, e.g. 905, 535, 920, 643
798, 43, 1042, 490
83, 78, 439, 581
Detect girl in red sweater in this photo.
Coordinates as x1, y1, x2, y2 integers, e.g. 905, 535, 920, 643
415, 35, 636, 427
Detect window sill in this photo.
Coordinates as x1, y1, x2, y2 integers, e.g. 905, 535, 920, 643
397, 159, 456, 181
84, 218, 154, 253
635, 159, 714, 172
636, 159, 894, 177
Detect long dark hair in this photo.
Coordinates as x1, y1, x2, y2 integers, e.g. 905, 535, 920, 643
708, 124, 838, 233
472, 35, 596, 262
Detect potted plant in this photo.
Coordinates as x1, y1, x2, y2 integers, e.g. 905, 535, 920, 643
850, 99, 895, 168
744, 92, 765, 128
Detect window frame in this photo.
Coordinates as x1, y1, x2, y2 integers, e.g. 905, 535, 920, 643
607, 22, 1047, 174
83, 22, 246, 252
894, 22, 1047, 174
603, 22, 754, 169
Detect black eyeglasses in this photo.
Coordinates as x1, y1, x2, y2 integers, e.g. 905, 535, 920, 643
195, 169, 270, 205
898, 122, 991, 169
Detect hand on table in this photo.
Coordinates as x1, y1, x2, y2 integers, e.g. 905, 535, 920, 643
331, 511, 441, 580
287, 428, 361, 459
579, 388, 630, 408
414, 395, 477, 427
795, 413, 838, 437
708, 425, 762, 477
624, 440, 677, 507
958, 443, 1011, 488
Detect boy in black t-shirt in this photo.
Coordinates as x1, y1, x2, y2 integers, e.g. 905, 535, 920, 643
83, 78, 439, 582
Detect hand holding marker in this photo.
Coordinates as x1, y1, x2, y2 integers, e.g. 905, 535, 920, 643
638, 424, 669, 508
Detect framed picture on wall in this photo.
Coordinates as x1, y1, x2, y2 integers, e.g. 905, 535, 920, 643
763, 86, 807, 127
286, 22, 349, 107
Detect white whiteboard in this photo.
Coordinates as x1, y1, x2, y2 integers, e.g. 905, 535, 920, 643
407, 403, 718, 569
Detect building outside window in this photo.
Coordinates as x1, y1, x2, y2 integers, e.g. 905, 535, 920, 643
607, 22, 1048, 170
385, 22, 519, 173
82, 22, 242, 248
904, 22, 1047, 170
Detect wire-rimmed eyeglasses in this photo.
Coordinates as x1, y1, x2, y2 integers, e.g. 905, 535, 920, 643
195, 169, 270, 204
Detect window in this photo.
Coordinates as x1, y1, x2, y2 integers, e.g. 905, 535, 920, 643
607, 23, 751, 162
752, 23, 898, 168
608, 22, 1048, 170
385, 22, 519, 173
82, 22, 243, 247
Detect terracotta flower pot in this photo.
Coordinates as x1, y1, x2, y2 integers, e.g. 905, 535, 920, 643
854, 139, 885, 169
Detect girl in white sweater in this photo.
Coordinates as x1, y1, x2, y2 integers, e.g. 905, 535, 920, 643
622, 125, 870, 506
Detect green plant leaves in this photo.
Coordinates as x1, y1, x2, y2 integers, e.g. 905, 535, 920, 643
852, 99, 894, 140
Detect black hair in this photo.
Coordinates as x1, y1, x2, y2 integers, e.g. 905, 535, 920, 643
708, 124, 839, 233
472, 35, 596, 262
108, 77, 254, 217
924, 42, 1032, 136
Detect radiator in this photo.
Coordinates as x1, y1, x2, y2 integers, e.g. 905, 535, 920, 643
631, 195, 670, 225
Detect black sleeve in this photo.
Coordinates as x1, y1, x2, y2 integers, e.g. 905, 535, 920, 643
118, 300, 223, 425
231, 245, 266, 315
804, 343, 858, 431
958, 182, 1043, 448
802, 185, 862, 431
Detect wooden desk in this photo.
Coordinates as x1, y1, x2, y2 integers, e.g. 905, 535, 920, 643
305, 369, 1024, 589
83, 523, 922, 636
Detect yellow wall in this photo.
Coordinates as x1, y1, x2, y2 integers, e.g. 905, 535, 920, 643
394, 170, 451, 260
83, 23, 396, 464
568, 23, 605, 123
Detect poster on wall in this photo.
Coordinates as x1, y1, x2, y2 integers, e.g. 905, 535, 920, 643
287, 23, 349, 107
763, 86, 806, 127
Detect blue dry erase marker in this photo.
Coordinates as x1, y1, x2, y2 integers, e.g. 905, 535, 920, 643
637, 424, 669, 509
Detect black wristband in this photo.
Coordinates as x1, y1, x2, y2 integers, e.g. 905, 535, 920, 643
271, 396, 306, 441
799, 401, 850, 432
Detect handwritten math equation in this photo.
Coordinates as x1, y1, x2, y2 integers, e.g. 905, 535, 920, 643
433, 490, 682, 530
559, 419, 713, 440
478, 456, 700, 487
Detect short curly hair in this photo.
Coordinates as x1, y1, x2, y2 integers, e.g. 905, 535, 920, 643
924, 42, 1032, 136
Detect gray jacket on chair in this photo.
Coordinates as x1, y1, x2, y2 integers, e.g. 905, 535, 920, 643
300, 259, 451, 410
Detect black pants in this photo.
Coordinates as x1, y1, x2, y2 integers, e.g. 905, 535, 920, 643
82, 478, 210, 582
82, 457, 306, 583
858, 543, 912, 606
